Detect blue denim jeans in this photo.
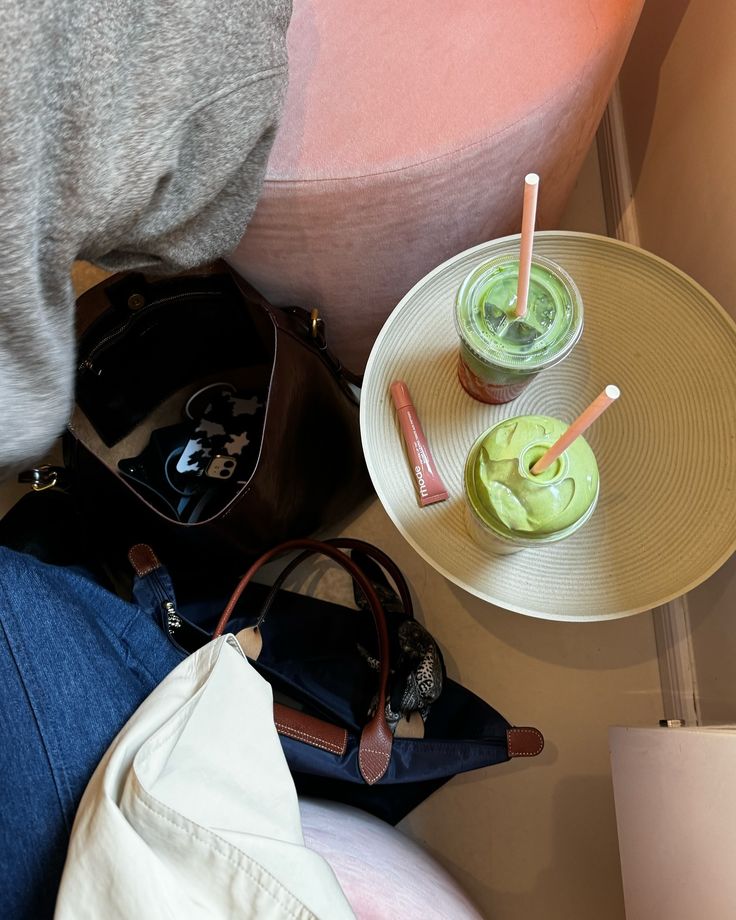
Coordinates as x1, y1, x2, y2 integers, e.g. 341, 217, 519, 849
0, 547, 183, 919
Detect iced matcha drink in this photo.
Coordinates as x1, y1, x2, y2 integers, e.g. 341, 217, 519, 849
455, 253, 583, 404
464, 415, 599, 554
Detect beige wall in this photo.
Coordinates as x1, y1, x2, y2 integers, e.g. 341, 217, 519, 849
619, 0, 736, 722
686, 561, 736, 723
620, 0, 736, 321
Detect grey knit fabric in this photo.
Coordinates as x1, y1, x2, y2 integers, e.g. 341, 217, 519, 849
0, 0, 291, 474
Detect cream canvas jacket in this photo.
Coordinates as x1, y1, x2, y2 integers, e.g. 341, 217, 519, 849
55, 636, 354, 919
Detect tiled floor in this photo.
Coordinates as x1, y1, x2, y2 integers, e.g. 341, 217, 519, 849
2, 142, 661, 919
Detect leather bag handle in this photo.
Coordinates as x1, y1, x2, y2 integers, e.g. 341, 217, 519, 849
253, 537, 414, 628
229, 270, 363, 391
213, 538, 393, 785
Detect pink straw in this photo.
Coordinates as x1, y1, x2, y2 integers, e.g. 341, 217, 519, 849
531, 385, 621, 475
515, 173, 540, 318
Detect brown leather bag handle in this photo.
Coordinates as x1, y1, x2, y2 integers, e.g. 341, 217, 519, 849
213, 538, 393, 785
253, 537, 414, 628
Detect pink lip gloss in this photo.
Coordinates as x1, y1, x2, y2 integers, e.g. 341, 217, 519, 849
390, 380, 448, 506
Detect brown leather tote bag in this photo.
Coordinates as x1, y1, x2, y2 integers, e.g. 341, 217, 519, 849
63, 265, 371, 587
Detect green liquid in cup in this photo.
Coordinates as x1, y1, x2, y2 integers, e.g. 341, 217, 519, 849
464, 415, 599, 553
455, 255, 583, 404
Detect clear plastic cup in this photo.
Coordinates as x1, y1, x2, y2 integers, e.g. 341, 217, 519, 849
455, 253, 584, 404
463, 415, 599, 554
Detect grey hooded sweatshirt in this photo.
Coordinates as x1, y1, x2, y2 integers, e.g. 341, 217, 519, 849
0, 0, 291, 475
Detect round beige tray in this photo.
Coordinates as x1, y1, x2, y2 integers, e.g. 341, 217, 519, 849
360, 231, 736, 621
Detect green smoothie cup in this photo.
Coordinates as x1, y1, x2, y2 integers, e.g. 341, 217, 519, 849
454, 253, 584, 404
463, 415, 599, 554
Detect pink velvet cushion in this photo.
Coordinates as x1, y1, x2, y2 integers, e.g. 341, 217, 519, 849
300, 799, 484, 919
229, 0, 643, 369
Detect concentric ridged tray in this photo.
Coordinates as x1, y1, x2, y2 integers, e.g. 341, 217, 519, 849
360, 232, 736, 620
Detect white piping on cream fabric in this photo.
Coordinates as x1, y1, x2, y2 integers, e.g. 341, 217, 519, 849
55, 636, 354, 920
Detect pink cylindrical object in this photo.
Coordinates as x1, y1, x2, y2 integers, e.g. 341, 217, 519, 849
515, 173, 540, 318
390, 381, 448, 506
531, 384, 621, 474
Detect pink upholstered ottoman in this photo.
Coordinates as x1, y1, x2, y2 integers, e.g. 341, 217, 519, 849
229, 0, 643, 370
300, 799, 484, 919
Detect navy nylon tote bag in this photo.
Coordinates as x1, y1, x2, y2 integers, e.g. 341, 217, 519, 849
162, 537, 544, 825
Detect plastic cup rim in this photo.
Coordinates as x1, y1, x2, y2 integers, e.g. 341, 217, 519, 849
454, 251, 584, 372
463, 421, 600, 546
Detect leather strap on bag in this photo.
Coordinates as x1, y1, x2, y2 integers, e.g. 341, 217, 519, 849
229, 269, 363, 393
213, 538, 394, 785
254, 537, 414, 627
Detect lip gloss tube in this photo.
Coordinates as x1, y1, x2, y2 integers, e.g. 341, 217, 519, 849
390, 380, 448, 506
